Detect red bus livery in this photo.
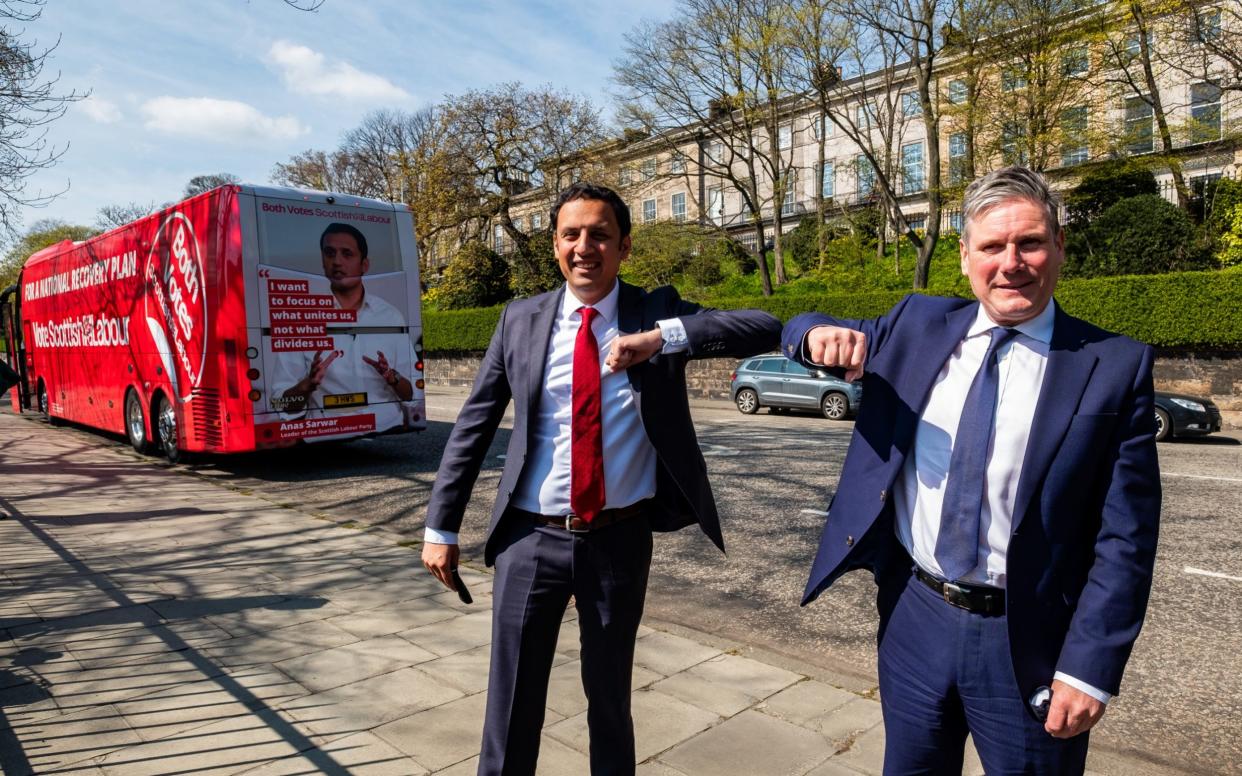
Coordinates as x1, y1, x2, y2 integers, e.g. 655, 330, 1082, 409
1, 184, 426, 461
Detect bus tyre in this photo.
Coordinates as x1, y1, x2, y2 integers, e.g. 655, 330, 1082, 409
38, 380, 61, 426
155, 394, 182, 463
124, 390, 152, 454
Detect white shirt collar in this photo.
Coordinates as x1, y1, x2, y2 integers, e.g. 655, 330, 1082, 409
967, 299, 1056, 344
560, 281, 619, 324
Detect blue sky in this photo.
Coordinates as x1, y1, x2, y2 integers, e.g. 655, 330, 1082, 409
20, 0, 675, 231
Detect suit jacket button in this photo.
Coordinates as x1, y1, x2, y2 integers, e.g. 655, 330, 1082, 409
879, 489, 886, 502
846, 535, 854, 547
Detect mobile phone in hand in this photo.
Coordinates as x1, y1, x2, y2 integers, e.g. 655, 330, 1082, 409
450, 567, 473, 605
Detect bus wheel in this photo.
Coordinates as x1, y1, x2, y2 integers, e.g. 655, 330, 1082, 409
155, 394, 181, 463
38, 379, 61, 426
124, 390, 152, 454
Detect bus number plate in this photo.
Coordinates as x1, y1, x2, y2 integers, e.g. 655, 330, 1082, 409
324, 392, 367, 408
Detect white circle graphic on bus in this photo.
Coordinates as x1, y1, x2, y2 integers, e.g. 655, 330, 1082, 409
144, 212, 208, 402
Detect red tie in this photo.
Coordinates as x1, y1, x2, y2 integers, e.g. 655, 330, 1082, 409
571, 306, 605, 522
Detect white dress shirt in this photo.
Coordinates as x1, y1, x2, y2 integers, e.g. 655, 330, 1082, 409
893, 301, 1110, 704
424, 282, 687, 544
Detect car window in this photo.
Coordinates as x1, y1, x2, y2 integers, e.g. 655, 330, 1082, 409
784, 361, 812, 377
755, 359, 785, 373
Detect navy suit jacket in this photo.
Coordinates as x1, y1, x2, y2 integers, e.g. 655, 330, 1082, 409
427, 281, 781, 566
782, 293, 1161, 703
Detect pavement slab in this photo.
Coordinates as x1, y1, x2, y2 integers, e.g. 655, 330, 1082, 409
370, 690, 489, 771
658, 709, 836, 776
279, 666, 464, 740
235, 731, 430, 776
273, 634, 437, 693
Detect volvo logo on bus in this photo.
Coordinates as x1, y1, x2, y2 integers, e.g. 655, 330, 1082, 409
144, 212, 207, 402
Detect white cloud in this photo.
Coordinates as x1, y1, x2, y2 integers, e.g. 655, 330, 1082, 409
265, 40, 412, 103
80, 95, 123, 124
140, 97, 308, 142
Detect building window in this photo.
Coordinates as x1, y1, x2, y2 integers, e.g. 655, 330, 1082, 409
1125, 96, 1153, 154
811, 113, 832, 139
671, 192, 686, 222
902, 142, 924, 194
902, 92, 921, 118
642, 198, 657, 223
1196, 9, 1221, 42
708, 186, 724, 224
948, 132, 968, 184
707, 141, 723, 164
780, 169, 798, 216
512, 216, 523, 232
856, 154, 876, 197
1061, 45, 1089, 76
905, 215, 926, 232
949, 210, 964, 233
1001, 122, 1028, 165
947, 79, 967, 105
738, 233, 758, 252
619, 166, 632, 185
493, 224, 504, 253
1124, 30, 1153, 60
1002, 67, 1027, 92
778, 125, 793, 150
856, 104, 872, 128
532, 212, 543, 230
641, 158, 657, 181
1060, 106, 1089, 166
819, 161, 835, 199
1190, 81, 1222, 143
670, 152, 686, 174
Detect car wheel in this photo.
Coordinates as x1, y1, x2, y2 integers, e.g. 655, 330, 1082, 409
735, 388, 759, 415
821, 391, 848, 420
124, 389, 152, 454
156, 394, 182, 463
1154, 407, 1171, 442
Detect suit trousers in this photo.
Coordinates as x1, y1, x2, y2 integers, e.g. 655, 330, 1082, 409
876, 571, 1090, 776
478, 510, 653, 776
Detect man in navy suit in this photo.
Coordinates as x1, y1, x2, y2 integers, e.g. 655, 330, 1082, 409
783, 166, 1160, 774
422, 182, 780, 776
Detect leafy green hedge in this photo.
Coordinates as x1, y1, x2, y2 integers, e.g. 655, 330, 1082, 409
422, 269, 1242, 352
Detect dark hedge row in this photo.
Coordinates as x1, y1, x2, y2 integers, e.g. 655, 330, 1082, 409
421, 270, 1242, 352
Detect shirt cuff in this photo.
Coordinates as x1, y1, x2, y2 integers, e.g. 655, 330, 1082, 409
656, 317, 688, 353
423, 527, 459, 545
1053, 672, 1113, 705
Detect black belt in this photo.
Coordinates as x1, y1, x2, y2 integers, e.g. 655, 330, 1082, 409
513, 499, 651, 534
915, 567, 1005, 616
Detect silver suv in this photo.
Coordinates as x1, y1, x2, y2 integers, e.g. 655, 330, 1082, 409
730, 355, 863, 420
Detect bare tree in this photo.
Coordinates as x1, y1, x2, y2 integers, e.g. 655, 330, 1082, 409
615, 0, 804, 296
271, 148, 384, 198
0, 0, 85, 235
184, 172, 240, 198
95, 201, 160, 230
1166, 0, 1242, 97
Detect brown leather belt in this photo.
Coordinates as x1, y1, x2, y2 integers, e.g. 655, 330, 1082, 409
514, 499, 651, 533
915, 566, 1006, 616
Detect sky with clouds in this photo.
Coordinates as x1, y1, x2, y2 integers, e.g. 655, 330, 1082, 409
20, 0, 676, 231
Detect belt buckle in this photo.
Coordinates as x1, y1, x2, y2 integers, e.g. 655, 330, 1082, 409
942, 581, 970, 611
564, 514, 590, 534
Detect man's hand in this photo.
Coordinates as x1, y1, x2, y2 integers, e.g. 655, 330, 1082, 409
1044, 679, 1106, 738
606, 328, 663, 372
805, 325, 867, 381
307, 349, 341, 389
422, 541, 460, 590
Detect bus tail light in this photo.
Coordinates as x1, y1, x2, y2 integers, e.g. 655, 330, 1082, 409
247, 389, 261, 401
415, 379, 425, 390
246, 368, 260, 381
245, 347, 259, 359
415, 360, 424, 373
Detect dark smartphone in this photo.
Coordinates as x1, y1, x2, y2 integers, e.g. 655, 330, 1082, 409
450, 567, 473, 605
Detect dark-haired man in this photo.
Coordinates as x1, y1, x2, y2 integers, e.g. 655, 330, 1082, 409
783, 166, 1160, 774
272, 222, 412, 428
423, 183, 781, 776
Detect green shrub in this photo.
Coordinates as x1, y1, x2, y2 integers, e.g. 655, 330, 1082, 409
781, 216, 821, 268
1221, 204, 1242, 268
1076, 195, 1211, 276
435, 241, 510, 310
423, 305, 504, 352
1065, 160, 1157, 228
509, 230, 563, 299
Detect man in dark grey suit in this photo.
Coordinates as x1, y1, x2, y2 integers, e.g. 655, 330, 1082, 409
422, 182, 780, 776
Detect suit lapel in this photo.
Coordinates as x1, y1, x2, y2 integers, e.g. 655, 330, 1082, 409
618, 282, 645, 399
894, 302, 978, 455
524, 287, 564, 420
1012, 304, 1098, 530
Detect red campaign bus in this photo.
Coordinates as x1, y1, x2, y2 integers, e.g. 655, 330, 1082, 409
0, 184, 427, 461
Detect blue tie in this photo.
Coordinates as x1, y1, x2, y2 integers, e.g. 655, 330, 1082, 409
935, 327, 1019, 581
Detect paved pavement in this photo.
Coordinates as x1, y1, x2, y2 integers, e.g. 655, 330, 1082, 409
0, 409, 1190, 775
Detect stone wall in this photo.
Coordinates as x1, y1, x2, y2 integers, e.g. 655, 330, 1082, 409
426, 350, 1242, 429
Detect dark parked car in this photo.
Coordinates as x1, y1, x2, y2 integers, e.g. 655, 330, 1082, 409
1154, 391, 1222, 441
730, 355, 862, 420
